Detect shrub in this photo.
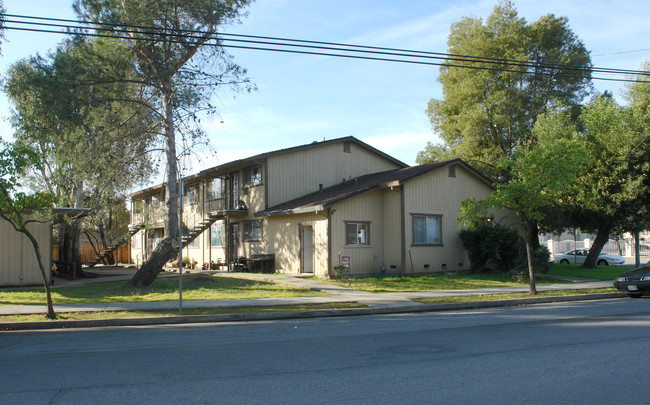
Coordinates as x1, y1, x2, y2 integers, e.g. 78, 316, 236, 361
333, 265, 350, 284
459, 221, 523, 273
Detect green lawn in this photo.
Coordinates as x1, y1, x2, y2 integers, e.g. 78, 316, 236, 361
547, 263, 630, 281
0, 302, 368, 323
413, 288, 617, 304
0, 274, 327, 305
314, 272, 566, 293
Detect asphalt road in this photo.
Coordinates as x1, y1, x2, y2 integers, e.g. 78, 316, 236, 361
1, 298, 649, 404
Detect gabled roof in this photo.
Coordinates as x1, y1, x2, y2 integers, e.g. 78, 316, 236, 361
256, 159, 492, 217
129, 136, 407, 198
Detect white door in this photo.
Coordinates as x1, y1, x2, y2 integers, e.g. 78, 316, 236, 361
301, 226, 314, 274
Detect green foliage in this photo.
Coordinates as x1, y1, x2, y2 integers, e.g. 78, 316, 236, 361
423, 0, 591, 179
459, 220, 523, 273
332, 265, 350, 284
415, 142, 456, 164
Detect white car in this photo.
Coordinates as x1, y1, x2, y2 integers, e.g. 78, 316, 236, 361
553, 248, 626, 266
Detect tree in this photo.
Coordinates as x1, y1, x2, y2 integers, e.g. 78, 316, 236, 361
426, 0, 591, 177
462, 133, 589, 294
0, 139, 56, 318
74, 0, 254, 288
424, 1, 591, 252
5, 36, 156, 278
572, 76, 650, 268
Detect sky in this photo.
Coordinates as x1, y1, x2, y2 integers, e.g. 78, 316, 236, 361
1, 0, 649, 186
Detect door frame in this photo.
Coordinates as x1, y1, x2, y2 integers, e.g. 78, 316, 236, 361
300, 224, 314, 274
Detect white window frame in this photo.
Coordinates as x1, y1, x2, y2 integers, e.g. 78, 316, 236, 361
412, 214, 442, 245
211, 223, 225, 247
345, 221, 370, 246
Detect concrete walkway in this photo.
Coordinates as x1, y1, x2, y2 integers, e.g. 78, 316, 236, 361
0, 268, 616, 316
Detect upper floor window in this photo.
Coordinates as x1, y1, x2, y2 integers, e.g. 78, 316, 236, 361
243, 220, 263, 242
207, 177, 225, 201
346, 221, 369, 246
412, 214, 442, 245
243, 166, 263, 188
151, 194, 161, 208
184, 184, 199, 205
133, 200, 144, 214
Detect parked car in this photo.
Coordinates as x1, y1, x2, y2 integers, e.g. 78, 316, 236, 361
614, 265, 650, 297
553, 248, 626, 266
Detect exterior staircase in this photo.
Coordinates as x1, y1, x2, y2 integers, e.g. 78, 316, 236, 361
86, 224, 144, 268
181, 212, 222, 248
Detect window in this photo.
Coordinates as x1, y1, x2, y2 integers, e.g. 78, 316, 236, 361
243, 166, 263, 187
133, 200, 143, 214
184, 184, 199, 205
343, 141, 351, 153
132, 234, 142, 249
207, 178, 225, 201
211, 223, 225, 247
413, 215, 442, 245
346, 222, 370, 245
243, 220, 263, 241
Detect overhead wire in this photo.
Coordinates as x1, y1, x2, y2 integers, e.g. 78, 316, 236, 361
3, 13, 649, 84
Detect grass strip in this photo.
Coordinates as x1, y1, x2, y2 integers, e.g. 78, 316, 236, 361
413, 288, 617, 304
0, 302, 368, 323
317, 272, 569, 293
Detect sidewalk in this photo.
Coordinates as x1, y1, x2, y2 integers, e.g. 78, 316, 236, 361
0, 269, 617, 321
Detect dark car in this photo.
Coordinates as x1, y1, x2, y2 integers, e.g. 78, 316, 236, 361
614, 265, 650, 298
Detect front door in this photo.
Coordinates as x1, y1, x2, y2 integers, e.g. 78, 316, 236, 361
301, 225, 314, 274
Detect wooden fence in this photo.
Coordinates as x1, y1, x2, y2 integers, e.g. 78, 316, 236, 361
52, 244, 131, 265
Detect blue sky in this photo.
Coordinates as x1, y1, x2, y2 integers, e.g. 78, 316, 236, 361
2, 0, 649, 184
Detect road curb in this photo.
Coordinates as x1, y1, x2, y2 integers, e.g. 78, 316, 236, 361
0, 292, 623, 331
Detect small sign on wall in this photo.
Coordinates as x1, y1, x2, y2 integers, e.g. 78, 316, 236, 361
341, 256, 351, 269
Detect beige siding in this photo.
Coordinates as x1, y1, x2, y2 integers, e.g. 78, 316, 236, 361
266, 142, 402, 207
266, 213, 328, 276
382, 188, 403, 273
1, 217, 51, 287
331, 190, 386, 276
402, 164, 496, 274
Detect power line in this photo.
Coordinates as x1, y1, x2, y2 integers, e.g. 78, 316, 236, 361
3, 13, 649, 84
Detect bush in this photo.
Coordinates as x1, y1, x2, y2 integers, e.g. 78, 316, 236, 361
532, 245, 551, 274
459, 221, 523, 273
333, 265, 350, 284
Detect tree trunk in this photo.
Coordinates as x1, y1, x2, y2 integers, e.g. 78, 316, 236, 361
129, 87, 179, 288
634, 231, 641, 268
525, 226, 537, 295
24, 228, 56, 319
527, 219, 541, 250
72, 182, 84, 277
582, 223, 611, 268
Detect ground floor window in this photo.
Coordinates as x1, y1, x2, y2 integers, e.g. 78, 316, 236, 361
346, 221, 370, 245
132, 233, 142, 249
243, 220, 263, 241
211, 223, 225, 247
412, 214, 442, 245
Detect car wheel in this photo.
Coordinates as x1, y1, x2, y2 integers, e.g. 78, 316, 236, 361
597, 259, 608, 266
629, 293, 643, 298
560, 259, 569, 265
